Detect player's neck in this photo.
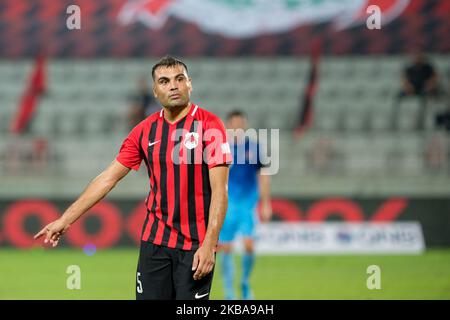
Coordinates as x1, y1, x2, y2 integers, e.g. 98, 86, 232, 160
163, 103, 191, 124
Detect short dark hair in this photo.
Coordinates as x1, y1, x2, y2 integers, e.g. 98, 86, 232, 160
227, 109, 247, 120
151, 56, 188, 79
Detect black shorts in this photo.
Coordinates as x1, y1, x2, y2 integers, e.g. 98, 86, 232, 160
136, 241, 215, 300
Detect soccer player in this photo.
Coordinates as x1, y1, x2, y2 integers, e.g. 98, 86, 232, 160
34, 56, 231, 300
218, 110, 272, 300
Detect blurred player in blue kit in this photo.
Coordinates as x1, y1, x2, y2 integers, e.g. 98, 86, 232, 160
218, 110, 272, 300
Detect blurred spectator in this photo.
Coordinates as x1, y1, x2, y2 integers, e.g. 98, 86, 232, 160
127, 76, 160, 129
307, 137, 340, 174
401, 52, 439, 98
2, 137, 52, 175
435, 105, 450, 132
393, 52, 440, 130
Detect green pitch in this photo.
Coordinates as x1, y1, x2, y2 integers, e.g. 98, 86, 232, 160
0, 248, 449, 300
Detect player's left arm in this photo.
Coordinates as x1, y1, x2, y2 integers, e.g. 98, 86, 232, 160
257, 141, 272, 222
258, 173, 272, 222
192, 164, 229, 280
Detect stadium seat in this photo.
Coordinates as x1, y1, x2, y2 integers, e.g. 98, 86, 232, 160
396, 98, 423, 131
342, 104, 370, 132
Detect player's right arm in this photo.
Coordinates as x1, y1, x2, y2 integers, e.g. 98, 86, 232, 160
33, 160, 131, 247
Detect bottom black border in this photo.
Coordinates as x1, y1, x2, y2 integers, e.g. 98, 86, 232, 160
2, 300, 447, 318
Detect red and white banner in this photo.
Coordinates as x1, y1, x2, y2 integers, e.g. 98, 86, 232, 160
118, 0, 411, 38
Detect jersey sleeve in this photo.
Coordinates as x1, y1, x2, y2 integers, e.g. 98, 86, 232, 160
116, 123, 143, 171
204, 115, 232, 169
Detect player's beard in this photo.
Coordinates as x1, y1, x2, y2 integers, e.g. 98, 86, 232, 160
165, 96, 190, 111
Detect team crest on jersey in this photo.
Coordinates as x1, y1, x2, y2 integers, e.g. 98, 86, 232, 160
184, 132, 199, 149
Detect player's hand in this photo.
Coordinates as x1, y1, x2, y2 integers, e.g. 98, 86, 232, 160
192, 243, 215, 280
34, 218, 71, 247
260, 200, 272, 222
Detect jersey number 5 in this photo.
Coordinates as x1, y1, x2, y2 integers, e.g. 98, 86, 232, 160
137, 272, 143, 294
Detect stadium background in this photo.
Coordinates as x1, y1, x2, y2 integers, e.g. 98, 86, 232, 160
0, 0, 449, 299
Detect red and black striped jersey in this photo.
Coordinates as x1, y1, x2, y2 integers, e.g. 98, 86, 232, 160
116, 103, 232, 251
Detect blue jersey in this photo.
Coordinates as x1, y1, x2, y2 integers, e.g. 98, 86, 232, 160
228, 138, 264, 203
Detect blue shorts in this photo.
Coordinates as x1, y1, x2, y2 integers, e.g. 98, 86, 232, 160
219, 197, 259, 243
